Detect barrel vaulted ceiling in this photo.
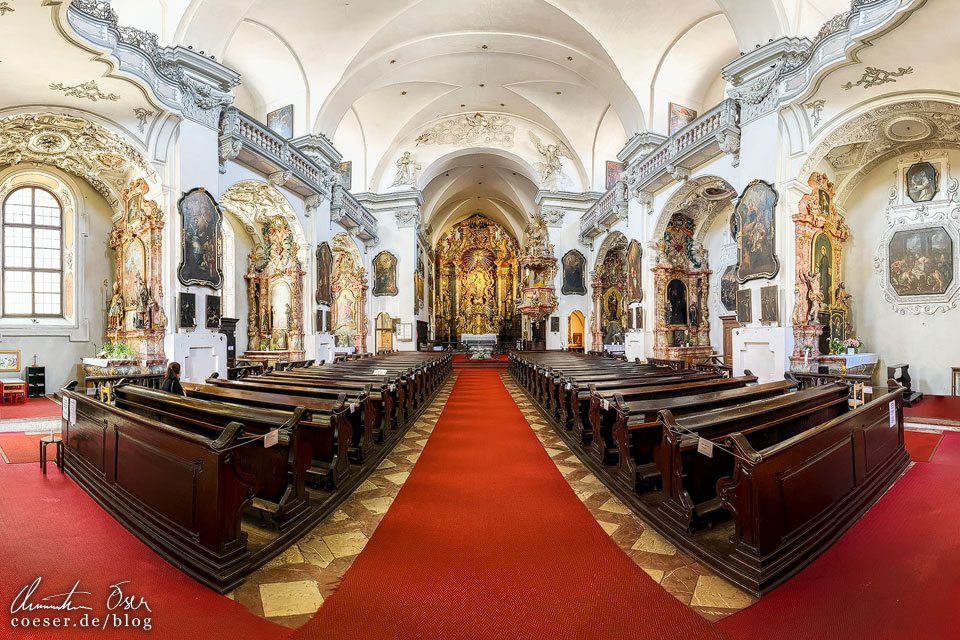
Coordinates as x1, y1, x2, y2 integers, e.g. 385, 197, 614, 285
92, 1, 850, 232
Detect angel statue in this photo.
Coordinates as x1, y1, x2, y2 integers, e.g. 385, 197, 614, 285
801, 268, 824, 324
529, 132, 571, 191
391, 151, 420, 187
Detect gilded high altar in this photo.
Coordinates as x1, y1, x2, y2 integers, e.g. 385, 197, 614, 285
245, 216, 305, 354
434, 215, 518, 340
652, 214, 712, 361
790, 173, 851, 371
106, 178, 166, 362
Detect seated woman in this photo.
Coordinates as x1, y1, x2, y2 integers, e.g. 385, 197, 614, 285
160, 361, 185, 396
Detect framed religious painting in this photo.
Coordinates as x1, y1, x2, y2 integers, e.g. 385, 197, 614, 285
735, 179, 781, 283
760, 285, 779, 324
605, 161, 625, 190
736, 288, 752, 324
179, 292, 196, 329
372, 251, 398, 296
335, 161, 352, 191
888, 226, 953, 297
668, 102, 697, 134
906, 162, 938, 203
561, 249, 587, 295
626, 240, 643, 303
177, 188, 224, 289
316, 242, 333, 305
719, 265, 737, 312
267, 104, 293, 139
205, 295, 221, 329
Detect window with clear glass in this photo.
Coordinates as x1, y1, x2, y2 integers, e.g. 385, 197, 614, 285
2, 186, 63, 317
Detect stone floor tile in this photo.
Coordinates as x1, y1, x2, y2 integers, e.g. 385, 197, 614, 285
598, 520, 619, 536
258, 580, 323, 618
377, 458, 397, 469
321, 530, 369, 558
360, 496, 394, 515
631, 528, 678, 556
690, 575, 754, 609
384, 471, 411, 485
598, 497, 631, 515
643, 568, 665, 583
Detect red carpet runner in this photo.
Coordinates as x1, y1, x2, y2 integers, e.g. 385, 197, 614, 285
0, 432, 61, 464
294, 370, 729, 640
904, 394, 960, 421
719, 432, 960, 640
0, 462, 288, 639
904, 430, 943, 462
0, 397, 62, 420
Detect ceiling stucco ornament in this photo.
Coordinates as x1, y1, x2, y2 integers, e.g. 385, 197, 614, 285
49, 80, 120, 102
842, 66, 913, 90
801, 100, 960, 204
221, 180, 307, 263
655, 176, 737, 243
395, 208, 421, 228
530, 132, 572, 191
540, 207, 565, 227
133, 108, 154, 133
415, 112, 515, 149
268, 170, 292, 187
805, 100, 826, 127
0, 112, 157, 210
0, 2, 15, 17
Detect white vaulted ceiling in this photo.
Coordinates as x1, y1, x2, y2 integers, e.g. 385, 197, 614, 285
47, 0, 853, 232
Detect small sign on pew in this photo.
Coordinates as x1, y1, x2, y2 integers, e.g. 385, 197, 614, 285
264, 428, 279, 448
350, 403, 357, 413
373, 369, 388, 375
62, 399, 69, 421
69, 398, 77, 426
889, 401, 896, 428
601, 399, 610, 411
697, 437, 714, 458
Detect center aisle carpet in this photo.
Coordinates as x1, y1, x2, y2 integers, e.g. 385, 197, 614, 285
294, 369, 729, 640
719, 432, 960, 640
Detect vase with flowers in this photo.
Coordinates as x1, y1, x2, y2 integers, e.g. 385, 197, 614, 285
843, 337, 862, 355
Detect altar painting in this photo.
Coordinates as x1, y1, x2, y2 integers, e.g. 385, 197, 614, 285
316, 242, 333, 305
122, 239, 146, 311
602, 287, 623, 344
373, 251, 398, 296
889, 227, 953, 296
627, 240, 643, 303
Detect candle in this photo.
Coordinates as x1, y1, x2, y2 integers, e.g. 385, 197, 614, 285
804, 349, 809, 366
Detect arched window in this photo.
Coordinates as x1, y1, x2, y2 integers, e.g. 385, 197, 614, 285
2, 186, 63, 317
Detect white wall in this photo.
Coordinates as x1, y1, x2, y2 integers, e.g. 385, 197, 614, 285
844, 152, 960, 395
0, 175, 113, 392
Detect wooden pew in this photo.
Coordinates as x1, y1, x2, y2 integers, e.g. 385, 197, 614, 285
716, 383, 909, 592
604, 379, 791, 491
60, 384, 261, 592
115, 384, 350, 493
654, 384, 850, 532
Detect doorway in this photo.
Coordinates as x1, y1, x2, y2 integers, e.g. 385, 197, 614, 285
720, 315, 737, 368
568, 310, 585, 351
376, 312, 394, 353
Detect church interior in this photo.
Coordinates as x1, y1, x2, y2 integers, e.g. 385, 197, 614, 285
2, 0, 959, 638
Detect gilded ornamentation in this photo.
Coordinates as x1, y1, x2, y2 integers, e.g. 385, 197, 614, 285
107, 178, 166, 361
50, 80, 120, 102
245, 216, 305, 352
518, 213, 559, 321
434, 215, 518, 339
416, 112, 515, 148
331, 233, 368, 351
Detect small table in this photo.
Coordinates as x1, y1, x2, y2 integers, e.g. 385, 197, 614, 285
39, 435, 63, 474
0, 378, 25, 404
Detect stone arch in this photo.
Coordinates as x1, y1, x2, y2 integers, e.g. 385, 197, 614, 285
798, 98, 960, 206
0, 111, 161, 213
653, 176, 738, 244
219, 180, 308, 265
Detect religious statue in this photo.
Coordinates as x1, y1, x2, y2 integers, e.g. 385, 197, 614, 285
834, 281, 852, 311
802, 268, 824, 324
107, 281, 123, 331
529, 132, 571, 190
150, 288, 166, 329
134, 272, 149, 330
285, 303, 293, 331
391, 151, 420, 187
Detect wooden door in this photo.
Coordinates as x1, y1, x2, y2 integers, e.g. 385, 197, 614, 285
720, 315, 737, 368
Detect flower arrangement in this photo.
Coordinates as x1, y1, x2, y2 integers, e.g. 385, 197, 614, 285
829, 337, 844, 355
843, 337, 862, 353
96, 341, 136, 360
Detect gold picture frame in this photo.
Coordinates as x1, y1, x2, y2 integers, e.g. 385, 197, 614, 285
0, 350, 21, 373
